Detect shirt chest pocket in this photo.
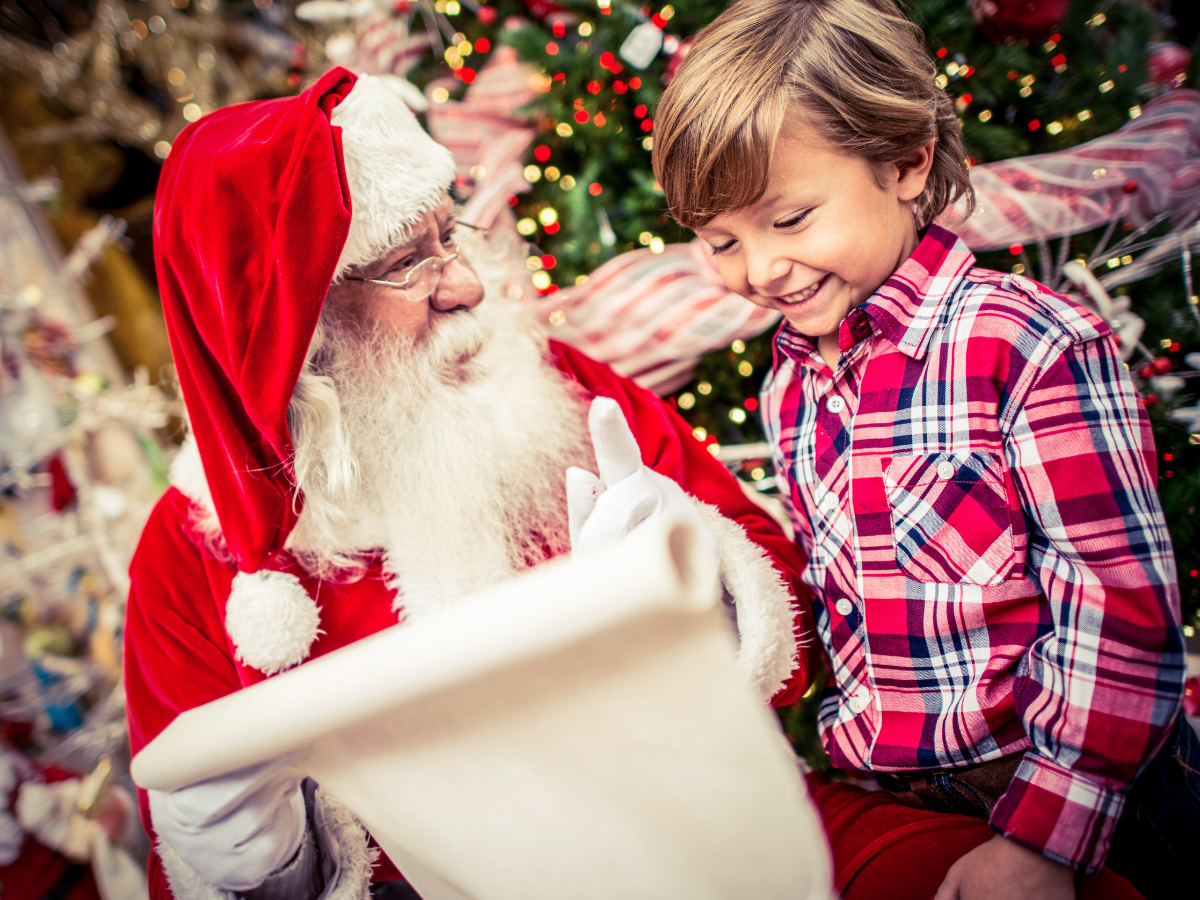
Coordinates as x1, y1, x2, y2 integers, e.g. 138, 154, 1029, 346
882, 451, 1018, 587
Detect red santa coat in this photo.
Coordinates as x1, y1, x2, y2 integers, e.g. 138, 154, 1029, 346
125, 339, 817, 897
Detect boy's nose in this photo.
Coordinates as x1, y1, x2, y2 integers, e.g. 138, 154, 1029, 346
745, 253, 795, 296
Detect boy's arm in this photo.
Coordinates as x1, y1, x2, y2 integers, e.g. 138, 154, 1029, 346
994, 333, 1185, 873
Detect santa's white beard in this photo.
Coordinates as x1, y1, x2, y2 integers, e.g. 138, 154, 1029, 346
287, 292, 595, 622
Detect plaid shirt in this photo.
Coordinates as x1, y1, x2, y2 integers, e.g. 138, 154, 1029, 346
761, 224, 1184, 872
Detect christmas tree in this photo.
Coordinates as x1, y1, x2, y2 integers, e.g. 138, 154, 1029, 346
420, 0, 1200, 628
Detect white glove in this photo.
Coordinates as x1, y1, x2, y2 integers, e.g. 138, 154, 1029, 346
568, 397, 720, 587
148, 754, 306, 892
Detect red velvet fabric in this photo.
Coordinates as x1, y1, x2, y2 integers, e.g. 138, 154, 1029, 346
806, 774, 1144, 900
154, 67, 356, 574
125, 342, 816, 898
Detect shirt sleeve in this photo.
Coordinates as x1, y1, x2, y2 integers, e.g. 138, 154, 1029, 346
992, 333, 1185, 872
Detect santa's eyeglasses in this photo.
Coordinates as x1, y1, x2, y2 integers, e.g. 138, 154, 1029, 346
344, 223, 488, 302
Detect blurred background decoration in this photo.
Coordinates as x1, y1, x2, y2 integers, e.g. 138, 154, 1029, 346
1, 0, 1199, 880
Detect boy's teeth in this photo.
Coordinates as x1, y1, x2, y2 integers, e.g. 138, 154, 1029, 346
785, 280, 820, 302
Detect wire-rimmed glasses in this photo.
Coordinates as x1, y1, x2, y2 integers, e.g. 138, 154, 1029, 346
344, 222, 489, 302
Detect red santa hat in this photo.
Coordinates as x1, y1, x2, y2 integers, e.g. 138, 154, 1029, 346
155, 67, 456, 674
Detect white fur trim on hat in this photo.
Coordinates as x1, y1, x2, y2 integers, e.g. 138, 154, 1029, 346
694, 501, 801, 701
226, 570, 322, 676
331, 73, 457, 280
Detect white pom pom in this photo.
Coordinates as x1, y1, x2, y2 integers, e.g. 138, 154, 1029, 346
226, 570, 321, 676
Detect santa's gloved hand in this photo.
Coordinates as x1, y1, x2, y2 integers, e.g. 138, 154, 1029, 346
567, 398, 720, 585
148, 754, 307, 891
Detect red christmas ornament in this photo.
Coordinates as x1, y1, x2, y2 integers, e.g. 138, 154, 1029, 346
477, 5, 497, 25
1152, 356, 1174, 374
1138, 364, 1155, 380
664, 35, 695, 85
969, 0, 1073, 43
520, 0, 565, 21
47, 452, 77, 513
1146, 42, 1192, 88
1185, 676, 1200, 717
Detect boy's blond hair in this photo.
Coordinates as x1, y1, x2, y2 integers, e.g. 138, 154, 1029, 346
653, 0, 974, 230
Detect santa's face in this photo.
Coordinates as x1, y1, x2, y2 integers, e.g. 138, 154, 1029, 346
326, 193, 485, 343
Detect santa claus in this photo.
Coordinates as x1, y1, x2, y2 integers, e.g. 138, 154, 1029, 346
124, 68, 816, 898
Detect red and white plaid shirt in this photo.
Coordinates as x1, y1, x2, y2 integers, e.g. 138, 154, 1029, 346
761, 224, 1184, 872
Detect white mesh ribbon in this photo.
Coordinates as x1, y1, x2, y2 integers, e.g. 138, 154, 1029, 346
529, 240, 782, 395
943, 89, 1200, 249
425, 47, 541, 231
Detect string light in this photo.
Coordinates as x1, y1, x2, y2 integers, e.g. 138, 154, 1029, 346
532, 271, 552, 290
729, 408, 747, 424
560, 175, 576, 189
731, 340, 745, 353
678, 392, 695, 409
697, 382, 713, 395
539, 208, 558, 226
516, 218, 537, 236
544, 166, 560, 181
524, 165, 542, 183
738, 361, 753, 376
556, 123, 573, 137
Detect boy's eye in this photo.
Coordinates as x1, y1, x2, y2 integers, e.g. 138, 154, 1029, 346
710, 238, 738, 255
775, 210, 811, 229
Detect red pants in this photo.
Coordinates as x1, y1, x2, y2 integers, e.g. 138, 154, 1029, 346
807, 774, 1144, 900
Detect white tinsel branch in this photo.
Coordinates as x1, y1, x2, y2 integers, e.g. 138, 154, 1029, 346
59, 216, 127, 285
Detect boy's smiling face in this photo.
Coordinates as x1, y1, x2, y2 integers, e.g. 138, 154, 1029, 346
696, 121, 935, 356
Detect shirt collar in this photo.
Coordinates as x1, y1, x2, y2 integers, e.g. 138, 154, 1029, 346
773, 224, 975, 364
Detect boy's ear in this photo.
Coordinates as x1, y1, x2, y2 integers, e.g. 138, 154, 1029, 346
894, 143, 936, 203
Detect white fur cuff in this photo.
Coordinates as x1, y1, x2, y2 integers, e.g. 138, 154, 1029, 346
226, 570, 322, 676
694, 502, 800, 702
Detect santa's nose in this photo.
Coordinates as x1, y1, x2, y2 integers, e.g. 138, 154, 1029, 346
430, 258, 484, 312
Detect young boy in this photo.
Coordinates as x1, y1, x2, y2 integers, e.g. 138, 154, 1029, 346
654, 1, 1194, 898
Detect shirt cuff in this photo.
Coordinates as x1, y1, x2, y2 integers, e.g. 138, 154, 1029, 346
989, 750, 1126, 874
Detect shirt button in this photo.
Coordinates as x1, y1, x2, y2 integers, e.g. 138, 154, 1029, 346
936, 460, 956, 480
835, 597, 854, 617
826, 395, 846, 414
848, 687, 870, 714
820, 492, 839, 513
